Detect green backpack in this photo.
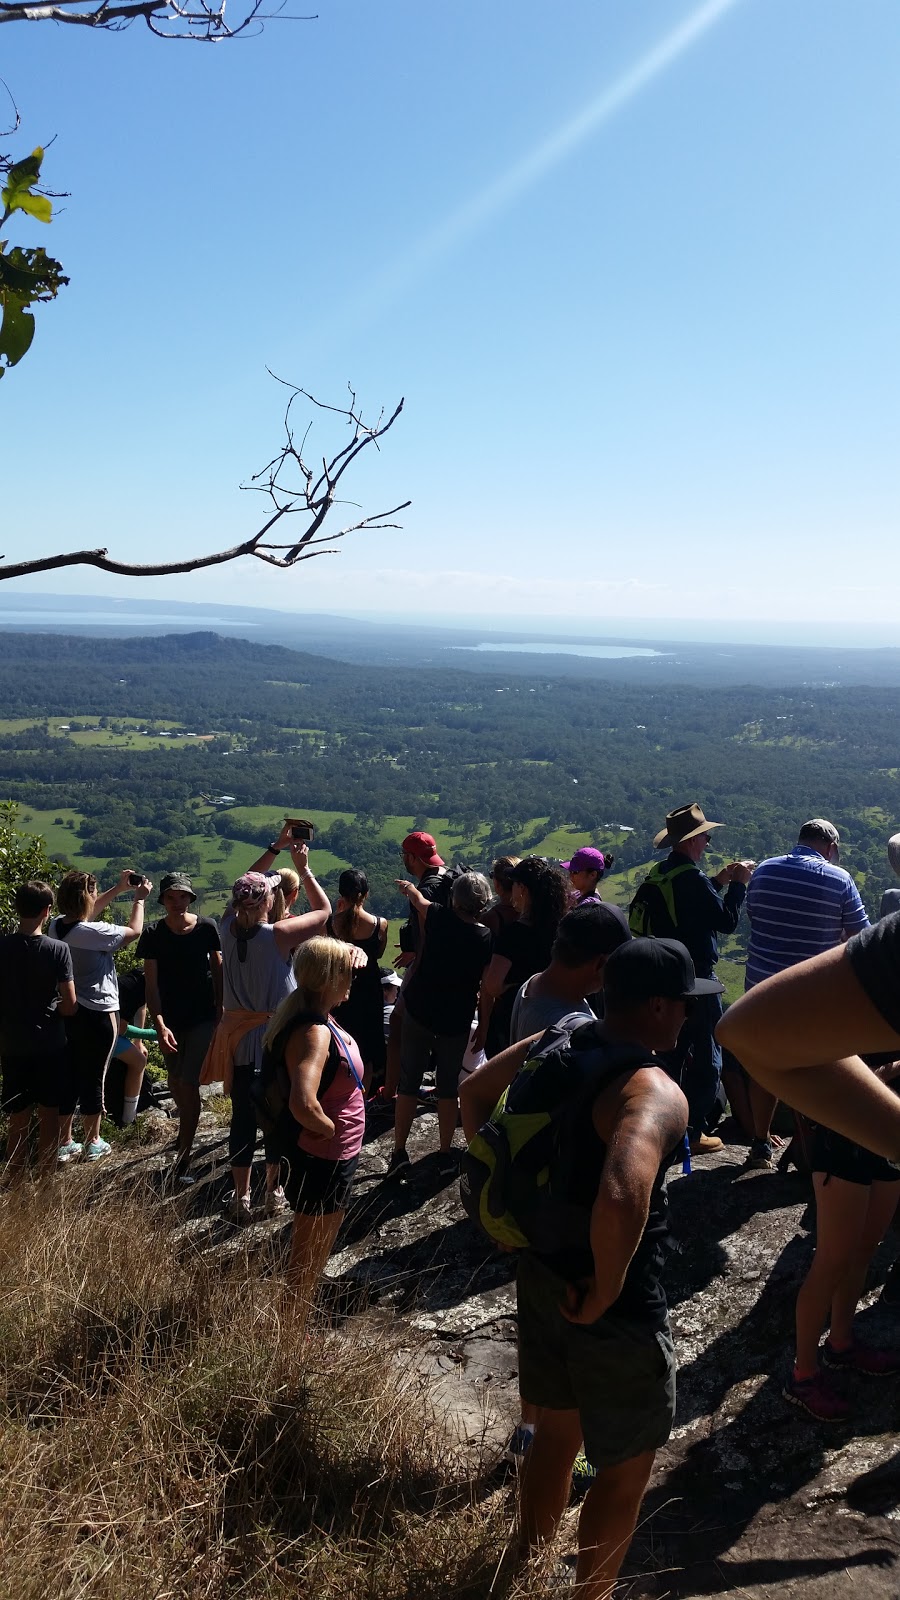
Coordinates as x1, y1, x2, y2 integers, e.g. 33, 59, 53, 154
628, 860, 695, 938
459, 1016, 650, 1253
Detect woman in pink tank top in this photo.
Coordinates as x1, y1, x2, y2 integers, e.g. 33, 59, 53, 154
263, 936, 366, 1308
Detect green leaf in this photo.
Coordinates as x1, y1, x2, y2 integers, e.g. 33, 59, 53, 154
1, 147, 46, 218
17, 192, 52, 225
0, 295, 36, 367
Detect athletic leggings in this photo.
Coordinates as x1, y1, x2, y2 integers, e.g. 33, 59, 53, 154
61, 1007, 118, 1118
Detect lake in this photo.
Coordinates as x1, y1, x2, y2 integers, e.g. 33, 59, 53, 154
452, 642, 666, 659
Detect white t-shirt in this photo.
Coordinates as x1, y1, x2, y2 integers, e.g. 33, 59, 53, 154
51, 917, 129, 1012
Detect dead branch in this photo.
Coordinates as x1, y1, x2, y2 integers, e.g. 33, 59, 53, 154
0, 382, 409, 582
0, 0, 315, 39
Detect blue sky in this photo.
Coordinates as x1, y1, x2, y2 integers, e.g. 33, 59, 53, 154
2, 0, 898, 632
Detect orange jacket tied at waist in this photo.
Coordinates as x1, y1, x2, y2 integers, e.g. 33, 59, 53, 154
200, 1009, 272, 1093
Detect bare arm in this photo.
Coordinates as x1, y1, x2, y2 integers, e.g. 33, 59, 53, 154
563, 1071, 688, 1325
717, 943, 900, 1160
57, 978, 77, 1017
471, 953, 512, 1048
285, 1024, 335, 1142
246, 818, 295, 875
144, 957, 177, 1052
459, 1035, 538, 1140
91, 871, 134, 919
116, 882, 152, 949
376, 917, 389, 959
396, 879, 430, 928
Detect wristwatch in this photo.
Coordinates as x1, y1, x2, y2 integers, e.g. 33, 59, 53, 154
267, 841, 281, 854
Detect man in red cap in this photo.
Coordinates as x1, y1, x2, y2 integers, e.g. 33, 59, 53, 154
383, 833, 447, 1100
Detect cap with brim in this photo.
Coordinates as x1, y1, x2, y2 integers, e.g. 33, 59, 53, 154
561, 847, 607, 874
801, 818, 840, 846
604, 937, 725, 1007
654, 803, 724, 851
381, 971, 403, 988
158, 873, 197, 905
401, 831, 445, 868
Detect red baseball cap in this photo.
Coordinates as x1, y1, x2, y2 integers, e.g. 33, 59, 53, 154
401, 831, 444, 868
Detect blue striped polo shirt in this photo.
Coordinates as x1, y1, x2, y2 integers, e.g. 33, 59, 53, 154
745, 844, 869, 989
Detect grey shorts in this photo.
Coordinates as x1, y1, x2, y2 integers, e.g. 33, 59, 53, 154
398, 1009, 468, 1099
516, 1251, 676, 1469
163, 1019, 216, 1088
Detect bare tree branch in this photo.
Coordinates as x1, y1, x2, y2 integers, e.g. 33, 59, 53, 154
0, 381, 409, 583
0, 0, 315, 38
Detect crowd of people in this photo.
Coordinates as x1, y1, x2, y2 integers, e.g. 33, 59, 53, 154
3, 808, 900, 1599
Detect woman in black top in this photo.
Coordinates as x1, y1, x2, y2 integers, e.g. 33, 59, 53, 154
326, 868, 388, 1091
388, 871, 493, 1176
475, 857, 569, 1058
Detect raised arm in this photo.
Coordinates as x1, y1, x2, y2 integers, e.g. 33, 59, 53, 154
564, 1070, 688, 1325
717, 942, 900, 1160
395, 878, 431, 926
117, 879, 153, 948
245, 819, 298, 875
91, 871, 136, 919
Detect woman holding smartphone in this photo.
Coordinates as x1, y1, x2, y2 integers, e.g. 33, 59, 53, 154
51, 867, 152, 1163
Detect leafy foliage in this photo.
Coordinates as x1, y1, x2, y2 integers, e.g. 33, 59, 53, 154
0, 146, 69, 378
0, 800, 67, 931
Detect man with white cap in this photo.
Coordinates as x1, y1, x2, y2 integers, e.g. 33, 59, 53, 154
629, 802, 752, 1154
741, 819, 869, 1169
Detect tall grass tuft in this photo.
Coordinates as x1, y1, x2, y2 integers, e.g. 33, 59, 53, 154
0, 1175, 555, 1599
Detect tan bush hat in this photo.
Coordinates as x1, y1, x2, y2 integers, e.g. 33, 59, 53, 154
654, 803, 724, 851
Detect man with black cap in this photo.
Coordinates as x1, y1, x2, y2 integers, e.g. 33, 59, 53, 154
510, 938, 714, 1598
629, 802, 752, 1154
137, 873, 223, 1182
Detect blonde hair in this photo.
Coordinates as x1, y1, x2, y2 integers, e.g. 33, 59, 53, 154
268, 867, 300, 924
264, 936, 355, 1049
56, 869, 97, 921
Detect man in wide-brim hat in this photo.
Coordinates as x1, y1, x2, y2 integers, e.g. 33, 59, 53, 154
629, 802, 753, 1154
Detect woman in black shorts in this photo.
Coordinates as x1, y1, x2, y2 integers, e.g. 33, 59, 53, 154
262, 936, 365, 1309
718, 914, 900, 1421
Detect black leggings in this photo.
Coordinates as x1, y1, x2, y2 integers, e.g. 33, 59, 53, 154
61, 1007, 118, 1118
229, 1061, 280, 1169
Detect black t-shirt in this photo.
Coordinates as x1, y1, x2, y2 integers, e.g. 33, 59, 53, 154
136, 916, 221, 1030
0, 932, 73, 1056
117, 968, 147, 1025
404, 905, 492, 1036
488, 920, 557, 1053
398, 867, 446, 955
848, 912, 900, 1036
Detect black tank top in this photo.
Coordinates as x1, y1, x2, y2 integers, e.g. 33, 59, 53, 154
538, 1071, 677, 1328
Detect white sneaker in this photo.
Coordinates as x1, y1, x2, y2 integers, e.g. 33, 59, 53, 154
225, 1193, 252, 1224
264, 1185, 289, 1217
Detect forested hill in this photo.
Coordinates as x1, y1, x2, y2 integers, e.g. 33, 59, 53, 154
1, 629, 898, 927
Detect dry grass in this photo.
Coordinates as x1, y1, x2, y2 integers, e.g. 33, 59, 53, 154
0, 1174, 556, 1600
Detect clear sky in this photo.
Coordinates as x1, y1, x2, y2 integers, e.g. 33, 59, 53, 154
2, 0, 898, 632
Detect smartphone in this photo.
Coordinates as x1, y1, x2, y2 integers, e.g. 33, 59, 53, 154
290, 822, 314, 842
127, 872, 143, 887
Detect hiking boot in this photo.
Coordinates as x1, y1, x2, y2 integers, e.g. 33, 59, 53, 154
264, 1185, 289, 1218
783, 1368, 852, 1421
225, 1193, 252, 1224
822, 1338, 900, 1377
83, 1138, 112, 1162
502, 1423, 534, 1466
689, 1133, 723, 1155
385, 1149, 411, 1180
57, 1140, 83, 1165
881, 1261, 900, 1309
744, 1138, 776, 1172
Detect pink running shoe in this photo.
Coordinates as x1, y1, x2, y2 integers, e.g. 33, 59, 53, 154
822, 1339, 900, 1377
783, 1368, 852, 1421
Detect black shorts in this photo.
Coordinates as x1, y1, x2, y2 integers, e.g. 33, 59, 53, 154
283, 1147, 360, 1215
812, 1125, 900, 1187
1, 1051, 66, 1114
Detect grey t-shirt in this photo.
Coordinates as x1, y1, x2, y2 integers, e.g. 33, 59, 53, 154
510, 977, 595, 1044
50, 917, 129, 1012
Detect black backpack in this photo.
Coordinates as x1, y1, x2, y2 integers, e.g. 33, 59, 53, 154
429, 863, 471, 909
459, 1016, 651, 1254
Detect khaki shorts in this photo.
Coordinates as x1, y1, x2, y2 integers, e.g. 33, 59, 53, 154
516, 1251, 676, 1469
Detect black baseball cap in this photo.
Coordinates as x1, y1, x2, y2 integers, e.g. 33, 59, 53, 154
603, 937, 725, 1006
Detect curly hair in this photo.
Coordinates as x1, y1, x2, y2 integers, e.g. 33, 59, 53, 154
510, 856, 569, 939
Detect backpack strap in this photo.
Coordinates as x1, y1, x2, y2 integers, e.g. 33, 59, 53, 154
324, 1019, 365, 1096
